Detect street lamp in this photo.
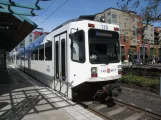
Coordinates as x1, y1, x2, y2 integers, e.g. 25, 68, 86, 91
20, 46, 25, 72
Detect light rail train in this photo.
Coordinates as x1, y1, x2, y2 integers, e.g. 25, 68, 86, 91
14, 17, 122, 100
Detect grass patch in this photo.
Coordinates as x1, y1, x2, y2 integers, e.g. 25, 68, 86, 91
119, 73, 160, 89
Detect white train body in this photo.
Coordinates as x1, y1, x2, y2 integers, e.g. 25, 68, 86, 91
14, 19, 122, 99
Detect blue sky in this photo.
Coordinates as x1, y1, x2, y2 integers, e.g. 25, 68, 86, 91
14, 0, 160, 32
13, 0, 121, 32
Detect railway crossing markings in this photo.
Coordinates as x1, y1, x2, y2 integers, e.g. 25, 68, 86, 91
106, 107, 127, 116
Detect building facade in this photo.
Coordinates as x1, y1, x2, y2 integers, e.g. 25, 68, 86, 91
154, 27, 161, 58
19, 31, 43, 47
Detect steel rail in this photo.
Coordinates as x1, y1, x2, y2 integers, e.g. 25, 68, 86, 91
114, 99, 161, 120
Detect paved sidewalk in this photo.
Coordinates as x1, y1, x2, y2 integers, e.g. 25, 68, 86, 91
0, 65, 104, 120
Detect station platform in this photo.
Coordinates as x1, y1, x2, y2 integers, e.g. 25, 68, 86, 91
0, 65, 104, 120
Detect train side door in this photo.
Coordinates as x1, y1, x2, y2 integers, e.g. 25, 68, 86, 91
54, 36, 60, 92
60, 33, 68, 96
54, 32, 68, 96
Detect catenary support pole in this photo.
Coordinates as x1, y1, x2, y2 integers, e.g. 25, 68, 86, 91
160, 77, 161, 96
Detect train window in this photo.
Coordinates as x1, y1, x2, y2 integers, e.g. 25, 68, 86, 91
55, 41, 59, 78
61, 39, 66, 81
34, 49, 38, 60
88, 29, 120, 64
39, 45, 44, 60
31, 50, 35, 60
45, 41, 52, 60
71, 30, 85, 63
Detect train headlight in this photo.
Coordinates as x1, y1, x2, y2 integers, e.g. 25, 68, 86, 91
91, 67, 97, 73
91, 67, 97, 77
118, 65, 122, 75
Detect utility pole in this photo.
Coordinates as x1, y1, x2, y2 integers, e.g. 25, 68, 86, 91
142, 40, 145, 64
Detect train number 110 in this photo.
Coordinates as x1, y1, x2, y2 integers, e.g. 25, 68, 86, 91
101, 25, 108, 30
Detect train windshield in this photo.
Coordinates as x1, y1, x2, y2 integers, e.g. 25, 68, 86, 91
88, 29, 120, 64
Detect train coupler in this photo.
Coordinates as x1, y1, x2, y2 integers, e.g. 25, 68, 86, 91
105, 97, 115, 107
93, 83, 121, 104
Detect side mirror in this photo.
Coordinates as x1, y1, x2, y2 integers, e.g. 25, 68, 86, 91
70, 43, 73, 49
69, 33, 74, 39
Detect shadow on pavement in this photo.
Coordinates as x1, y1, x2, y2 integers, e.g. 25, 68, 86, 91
0, 66, 76, 120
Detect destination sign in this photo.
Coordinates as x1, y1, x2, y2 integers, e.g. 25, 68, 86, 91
96, 31, 112, 37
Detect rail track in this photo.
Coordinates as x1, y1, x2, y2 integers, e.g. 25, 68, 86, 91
79, 98, 161, 120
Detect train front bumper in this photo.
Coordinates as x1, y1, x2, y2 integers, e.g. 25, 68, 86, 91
88, 75, 121, 82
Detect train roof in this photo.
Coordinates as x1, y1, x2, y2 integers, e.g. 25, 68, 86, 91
51, 17, 106, 32
51, 17, 119, 33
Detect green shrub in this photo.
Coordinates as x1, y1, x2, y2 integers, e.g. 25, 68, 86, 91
120, 74, 160, 90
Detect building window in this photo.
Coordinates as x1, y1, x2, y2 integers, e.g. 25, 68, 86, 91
108, 20, 111, 23
107, 12, 111, 21
29, 34, 32, 37
112, 20, 117, 25
29, 39, 32, 42
133, 31, 136, 35
124, 31, 128, 35
124, 17, 127, 20
132, 36, 135, 39
112, 12, 117, 19
107, 15, 111, 20
137, 40, 140, 44
124, 23, 127, 27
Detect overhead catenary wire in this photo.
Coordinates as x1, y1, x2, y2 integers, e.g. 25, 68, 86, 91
39, 0, 69, 24
35, 0, 57, 22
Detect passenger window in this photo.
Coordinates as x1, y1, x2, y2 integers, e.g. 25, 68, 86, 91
39, 45, 44, 60
71, 30, 85, 63
34, 49, 38, 60
31, 50, 35, 60
45, 41, 52, 60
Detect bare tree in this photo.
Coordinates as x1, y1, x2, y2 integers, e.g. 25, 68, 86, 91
117, 0, 161, 26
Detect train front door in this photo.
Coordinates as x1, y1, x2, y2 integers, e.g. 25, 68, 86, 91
54, 32, 68, 96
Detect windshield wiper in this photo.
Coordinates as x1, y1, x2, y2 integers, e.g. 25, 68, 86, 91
104, 55, 109, 64
97, 55, 109, 64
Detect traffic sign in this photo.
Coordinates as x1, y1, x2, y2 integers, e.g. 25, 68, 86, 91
0, 25, 9, 30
